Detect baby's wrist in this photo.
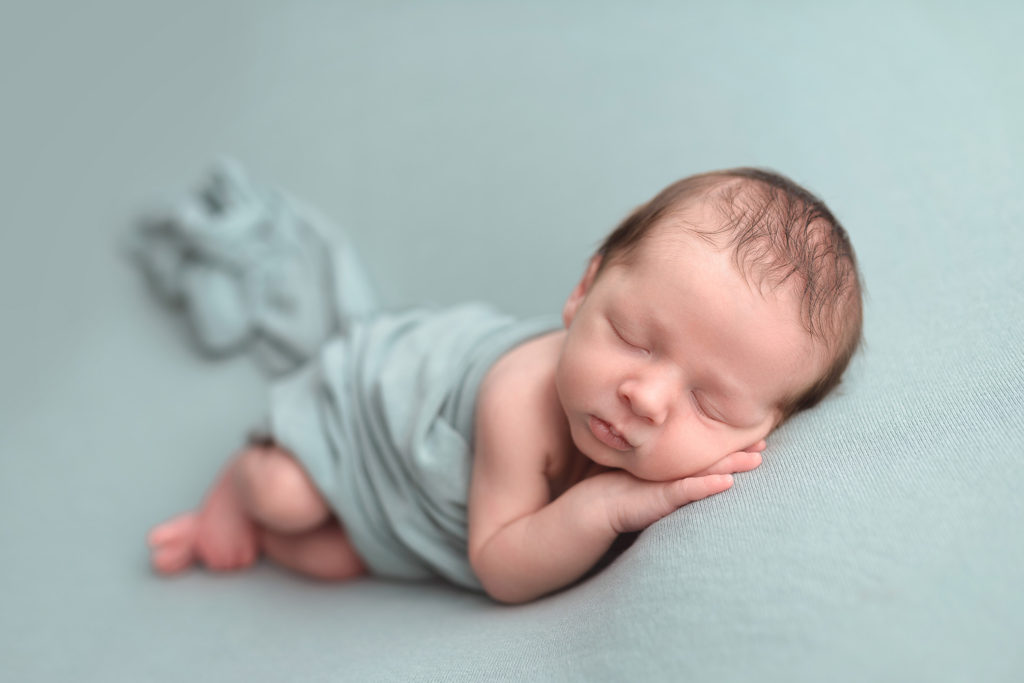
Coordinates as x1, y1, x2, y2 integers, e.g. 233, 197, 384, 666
561, 475, 621, 539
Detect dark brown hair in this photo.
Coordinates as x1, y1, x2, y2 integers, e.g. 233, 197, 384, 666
596, 168, 863, 423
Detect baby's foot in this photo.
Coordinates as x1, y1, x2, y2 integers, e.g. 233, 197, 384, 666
192, 467, 260, 572
147, 512, 199, 574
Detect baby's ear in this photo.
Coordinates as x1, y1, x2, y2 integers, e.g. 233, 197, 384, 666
562, 255, 602, 327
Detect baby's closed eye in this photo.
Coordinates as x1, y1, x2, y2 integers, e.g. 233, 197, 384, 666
690, 391, 723, 422
608, 318, 648, 353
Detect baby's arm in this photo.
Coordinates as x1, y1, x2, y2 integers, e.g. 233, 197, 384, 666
467, 349, 761, 604
468, 451, 745, 604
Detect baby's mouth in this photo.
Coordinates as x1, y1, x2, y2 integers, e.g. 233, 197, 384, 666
588, 415, 633, 451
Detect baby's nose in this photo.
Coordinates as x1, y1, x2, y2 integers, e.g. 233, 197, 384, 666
619, 377, 672, 425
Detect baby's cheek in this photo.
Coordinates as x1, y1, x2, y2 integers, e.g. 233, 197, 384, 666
554, 355, 586, 405
665, 429, 719, 477
561, 344, 596, 388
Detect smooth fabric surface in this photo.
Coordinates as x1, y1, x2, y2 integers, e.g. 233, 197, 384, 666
2, 2, 1022, 681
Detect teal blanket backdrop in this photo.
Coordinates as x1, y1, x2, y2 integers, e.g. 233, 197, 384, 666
2, 2, 1021, 681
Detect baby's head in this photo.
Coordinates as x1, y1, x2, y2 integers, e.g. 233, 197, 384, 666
555, 168, 862, 481
596, 168, 863, 423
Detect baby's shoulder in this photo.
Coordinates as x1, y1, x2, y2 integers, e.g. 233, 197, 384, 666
482, 330, 563, 389
477, 329, 565, 417
475, 330, 569, 469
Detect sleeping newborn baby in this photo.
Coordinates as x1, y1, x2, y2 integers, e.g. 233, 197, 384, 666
139, 164, 863, 604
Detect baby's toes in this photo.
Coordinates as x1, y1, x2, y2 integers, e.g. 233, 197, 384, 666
152, 543, 195, 574
148, 513, 199, 574
147, 512, 199, 548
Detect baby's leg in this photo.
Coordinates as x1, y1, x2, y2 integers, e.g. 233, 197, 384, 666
231, 443, 330, 534
148, 442, 335, 574
260, 520, 367, 581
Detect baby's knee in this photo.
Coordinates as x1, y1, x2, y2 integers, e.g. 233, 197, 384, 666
233, 445, 329, 533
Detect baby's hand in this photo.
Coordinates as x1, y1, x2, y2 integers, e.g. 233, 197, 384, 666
592, 441, 765, 534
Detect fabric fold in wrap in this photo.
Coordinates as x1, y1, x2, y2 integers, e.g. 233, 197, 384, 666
128, 158, 377, 375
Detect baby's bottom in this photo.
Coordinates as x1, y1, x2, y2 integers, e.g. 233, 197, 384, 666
147, 441, 366, 581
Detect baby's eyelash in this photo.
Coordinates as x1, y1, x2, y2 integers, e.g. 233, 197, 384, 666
691, 392, 707, 416
610, 321, 645, 351
691, 392, 723, 423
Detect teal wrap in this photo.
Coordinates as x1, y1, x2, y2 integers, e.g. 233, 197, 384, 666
269, 305, 556, 589
129, 159, 378, 375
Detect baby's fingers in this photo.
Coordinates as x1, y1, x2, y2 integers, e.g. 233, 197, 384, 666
692, 450, 762, 477
667, 474, 734, 507
607, 474, 734, 533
